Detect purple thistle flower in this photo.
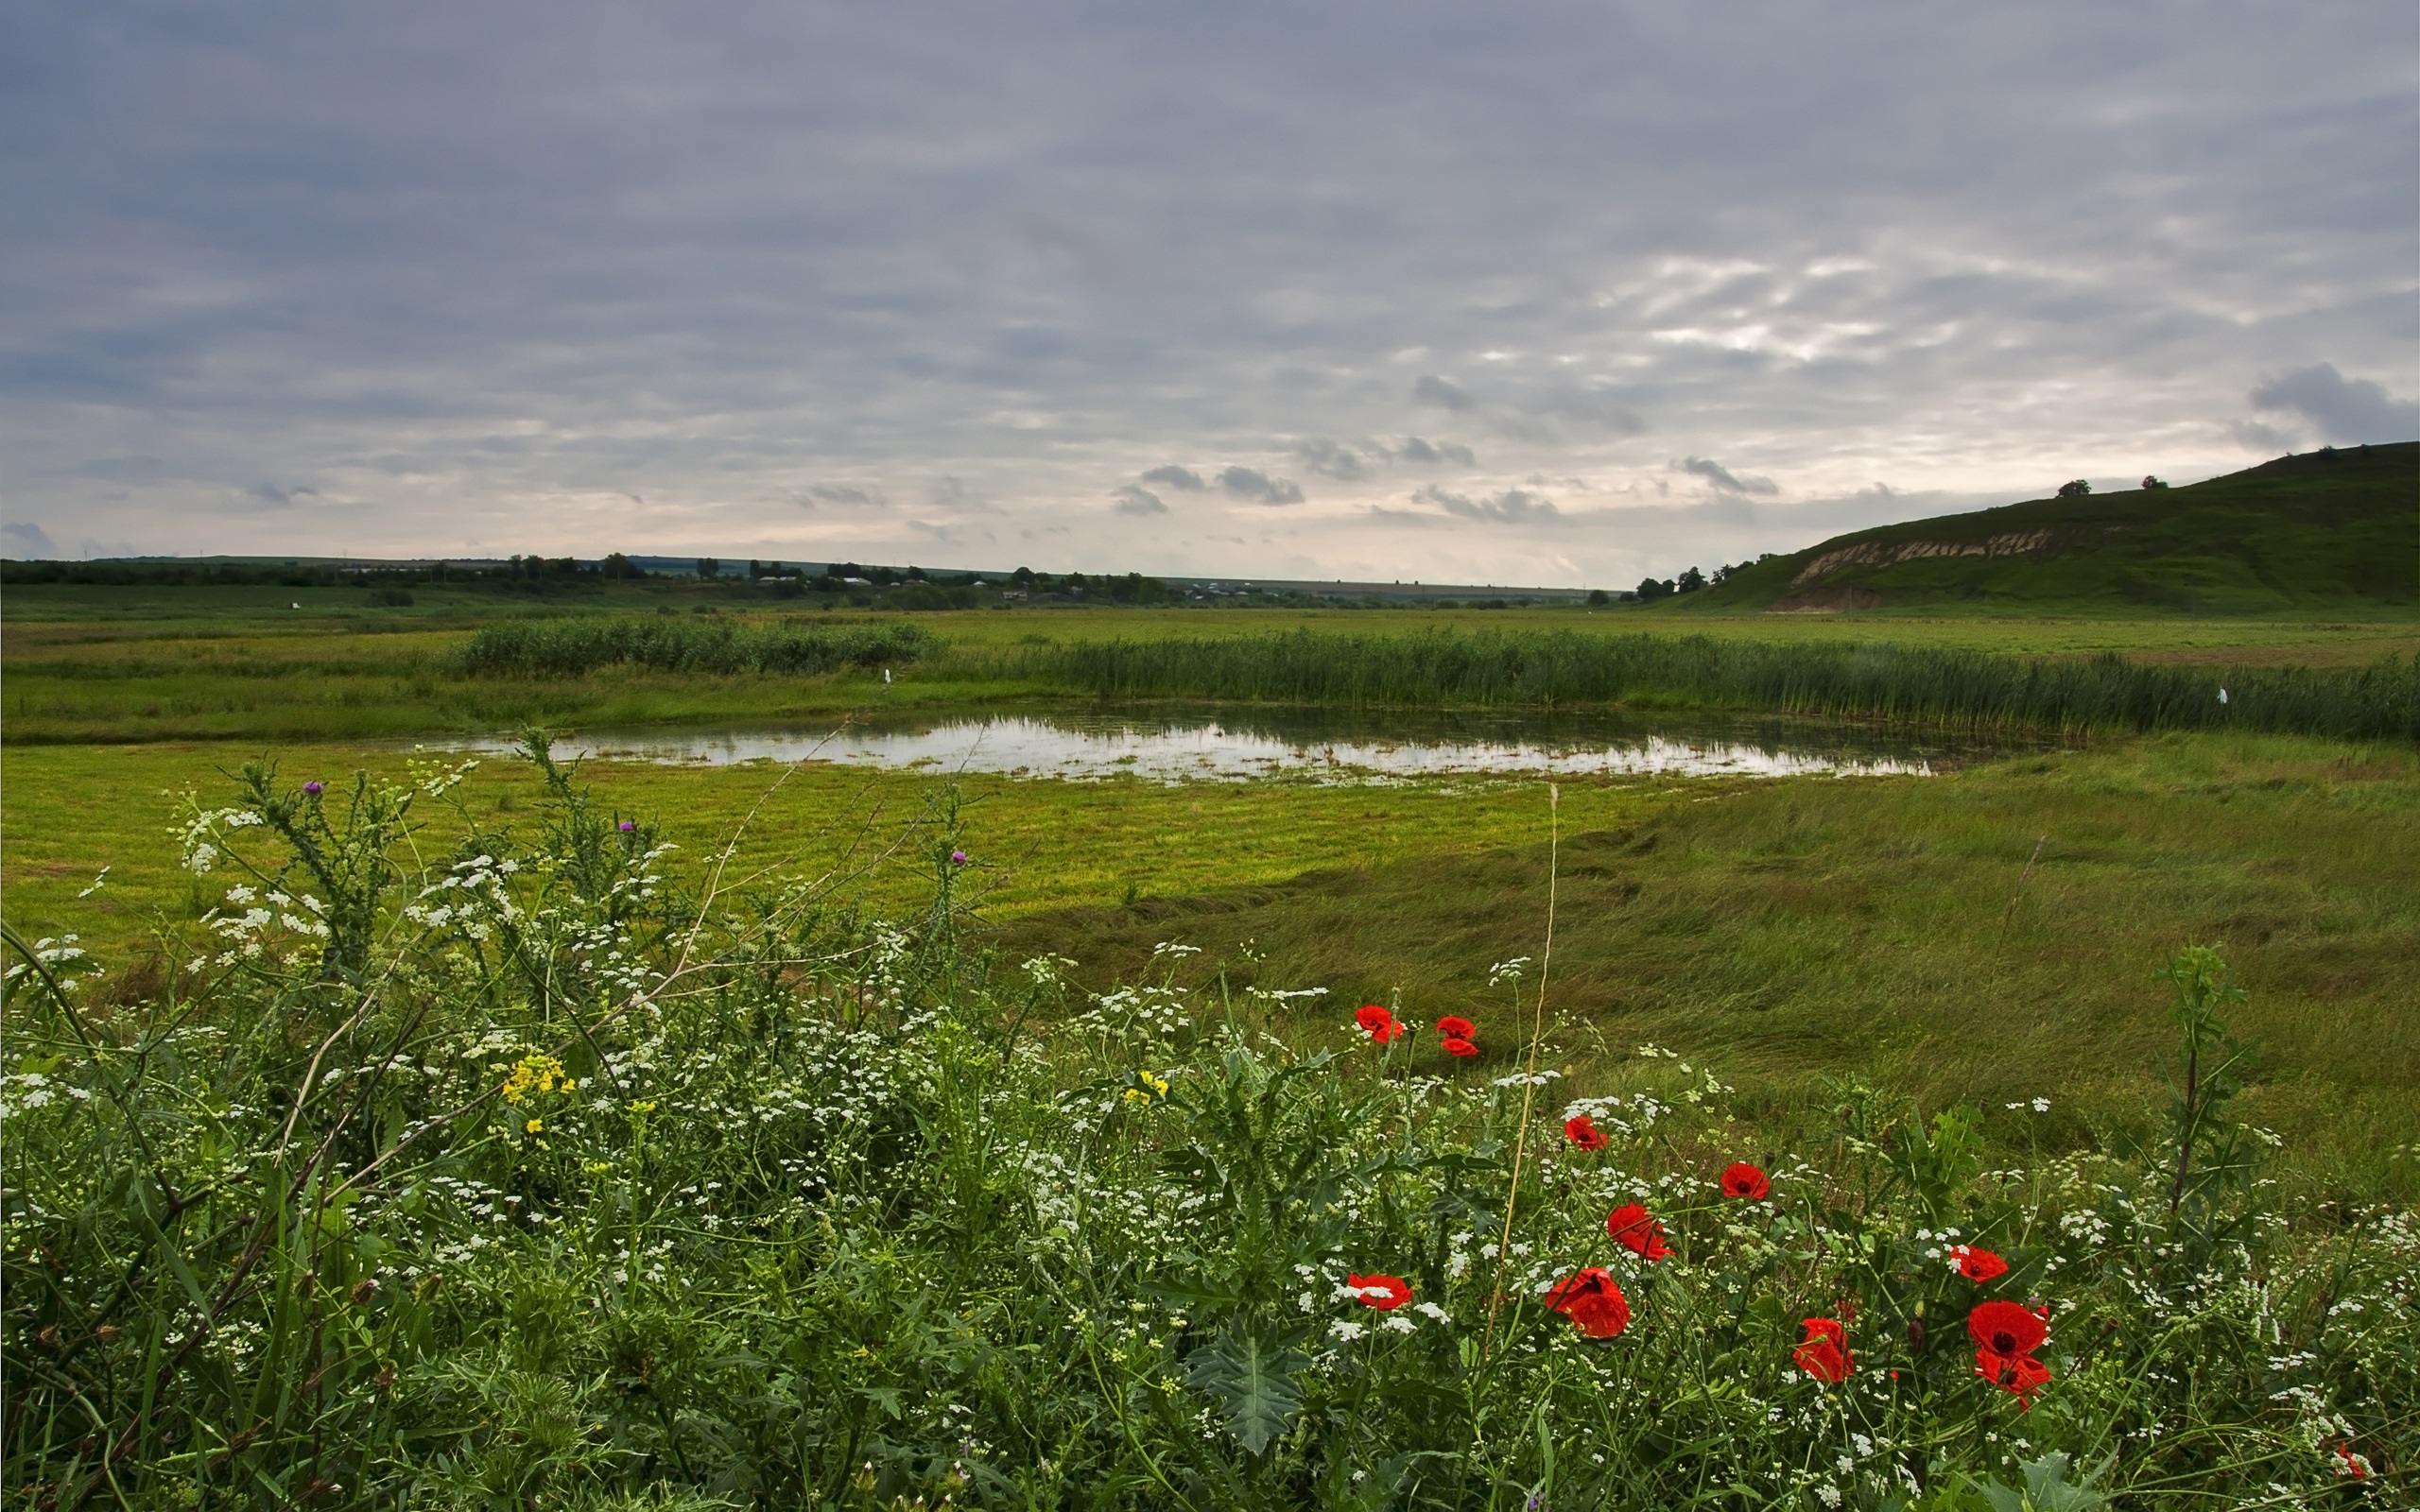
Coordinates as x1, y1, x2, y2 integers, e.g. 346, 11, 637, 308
302, 781, 325, 797
618, 819, 636, 833
950, 850, 969, 865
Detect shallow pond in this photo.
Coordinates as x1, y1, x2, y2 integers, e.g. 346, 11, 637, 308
437, 705, 2031, 782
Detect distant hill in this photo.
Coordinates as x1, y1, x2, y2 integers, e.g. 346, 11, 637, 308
1678, 443, 2417, 615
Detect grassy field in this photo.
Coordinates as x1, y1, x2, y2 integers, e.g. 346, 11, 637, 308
5, 593, 2416, 746
990, 731, 2420, 1198
9, 742, 2408, 1503
5, 593, 2417, 1195
9, 728, 2415, 1199
5, 581, 2418, 1500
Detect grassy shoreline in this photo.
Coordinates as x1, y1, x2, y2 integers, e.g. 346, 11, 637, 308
7, 603, 2416, 746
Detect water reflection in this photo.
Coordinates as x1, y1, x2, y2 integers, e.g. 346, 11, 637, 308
438, 706, 2020, 782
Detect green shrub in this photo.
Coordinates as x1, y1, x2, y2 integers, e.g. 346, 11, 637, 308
1, 748, 2410, 1506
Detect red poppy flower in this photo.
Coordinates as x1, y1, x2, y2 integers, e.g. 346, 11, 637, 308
1347, 1273, 1410, 1310
1951, 1245, 2010, 1283
2334, 1443, 2370, 1479
1355, 1005, 1403, 1044
1443, 1037, 1479, 1057
1564, 1115, 1608, 1151
1793, 1317, 1852, 1383
1969, 1299, 2051, 1406
1606, 1203, 1671, 1262
1720, 1161, 1771, 1200
1541, 1267, 1630, 1339
1435, 1015, 1477, 1040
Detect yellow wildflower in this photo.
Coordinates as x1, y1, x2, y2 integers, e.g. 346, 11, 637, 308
525, 1118, 543, 1134
500, 1053, 565, 1106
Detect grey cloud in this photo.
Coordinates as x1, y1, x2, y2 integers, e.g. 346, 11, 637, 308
0, 5, 2407, 568
2249, 364, 2420, 444
245, 483, 319, 507
1394, 437, 1476, 467
1219, 466, 1305, 505
1141, 465, 1207, 491
1413, 376, 1476, 413
1412, 484, 1560, 524
804, 483, 880, 507
2228, 420, 2298, 453
3, 521, 60, 557
1677, 457, 1778, 496
1111, 484, 1167, 515
72, 455, 186, 482
1291, 438, 1370, 480
1536, 391, 1649, 436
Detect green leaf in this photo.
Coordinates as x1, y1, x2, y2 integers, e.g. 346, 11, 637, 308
1183, 1324, 1307, 1455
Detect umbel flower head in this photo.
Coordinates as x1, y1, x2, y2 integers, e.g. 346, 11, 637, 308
1348, 1274, 1410, 1310
1606, 1203, 1671, 1262
1355, 1005, 1404, 1044
1564, 1114, 1608, 1151
1542, 1268, 1630, 1339
1793, 1317, 1851, 1382
1720, 1161, 1771, 1200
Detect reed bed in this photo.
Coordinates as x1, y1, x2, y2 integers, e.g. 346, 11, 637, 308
453, 616, 935, 679
981, 628, 2420, 740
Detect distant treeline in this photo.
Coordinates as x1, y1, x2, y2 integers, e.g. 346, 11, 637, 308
453, 618, 936, 678
1, 554, 642, 590
990, 629, 2420, 740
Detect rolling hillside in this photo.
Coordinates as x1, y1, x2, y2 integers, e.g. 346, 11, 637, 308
1684, 442, 2417, 614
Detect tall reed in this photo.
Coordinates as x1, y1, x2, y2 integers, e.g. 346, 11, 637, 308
453, 617, 935, 679
978, 628, 2419, 739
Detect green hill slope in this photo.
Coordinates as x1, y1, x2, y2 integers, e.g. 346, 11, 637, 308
1684, 442, 2417, 615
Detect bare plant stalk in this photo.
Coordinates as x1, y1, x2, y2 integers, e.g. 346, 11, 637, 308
1484, 782, 1559, 1360
1992, 833, 2050, 962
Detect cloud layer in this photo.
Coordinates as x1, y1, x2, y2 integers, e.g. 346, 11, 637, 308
1, 1, 2412, 581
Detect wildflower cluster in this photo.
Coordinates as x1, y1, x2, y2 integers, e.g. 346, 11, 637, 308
1, 748, 2411, 1508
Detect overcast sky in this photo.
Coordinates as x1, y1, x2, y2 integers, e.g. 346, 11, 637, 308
4, 2, 2414, 583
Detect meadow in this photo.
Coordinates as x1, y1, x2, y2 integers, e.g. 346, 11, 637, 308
4, 591, 2416, 1503
1, 742, 2411, 1505
6, 591, 2416, 747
